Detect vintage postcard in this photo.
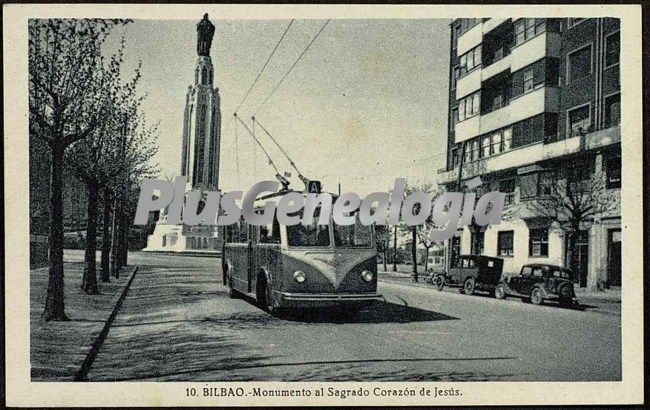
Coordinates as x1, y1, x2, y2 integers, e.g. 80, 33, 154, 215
3, 3, 644, 407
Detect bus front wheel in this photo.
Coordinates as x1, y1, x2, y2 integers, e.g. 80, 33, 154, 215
258, 275, 281, 316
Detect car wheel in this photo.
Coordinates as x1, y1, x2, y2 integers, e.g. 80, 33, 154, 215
463, 277, 475, 296
530, 287, 543, 305
494, 284, 507, 300
435, 276, 445, 291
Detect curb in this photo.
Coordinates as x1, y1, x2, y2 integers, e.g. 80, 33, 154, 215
142, 250, 221, 258
73, 266, 139, 381
379, 277, 433, 290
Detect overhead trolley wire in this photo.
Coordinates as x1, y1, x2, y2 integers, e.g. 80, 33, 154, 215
253, 19, 331, 117
225, 20, 295, 131
233, 113, 280, 175
252, 116, 307, 181
233, 20, 295, 115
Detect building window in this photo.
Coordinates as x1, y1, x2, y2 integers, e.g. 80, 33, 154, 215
450, 147, 459, 168
545, 113, 559, 142
604, 93, 621, 127
463, 142, 471, 163
567, 18, 586, 29
491, 130, 502, 155
529, 228, 549, 257
567, 44, 592, 83
497, 231, 514, 256
452, 23, 460, 50
523, 68, 534, 92
471, 231, 485, 255
481, 135, 490, 158
500, 178, 516, 205
514, 18, 546, 46
459, 46, 482, 76
471, 139, 480, 161
451, 66, 460, 90
460, 18, 479, 34
538, 171, 555, 196
450, 107, 458, 131
458, 92, 480, 121
502, 127, 512, 151
519, 173, 539, 200
605, 31, 620, 68
567, 104, 591, 137
606, 153, 621, 189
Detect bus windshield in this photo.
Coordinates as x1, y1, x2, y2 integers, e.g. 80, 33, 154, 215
286, 207, 329, 247
333, 218, 372, 248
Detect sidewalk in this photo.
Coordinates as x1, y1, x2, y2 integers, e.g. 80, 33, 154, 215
377, 268, 621, 304
30, 263, 137, 381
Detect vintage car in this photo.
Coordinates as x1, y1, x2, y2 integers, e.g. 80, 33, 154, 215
438, 255, 504, 295
494, 264, 578, 307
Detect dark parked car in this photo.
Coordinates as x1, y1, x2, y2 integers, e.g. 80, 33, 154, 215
438, 255, 504, 295
495, 264, 578, 307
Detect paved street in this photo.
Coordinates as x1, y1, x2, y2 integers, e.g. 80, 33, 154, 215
87, 252, 621, 382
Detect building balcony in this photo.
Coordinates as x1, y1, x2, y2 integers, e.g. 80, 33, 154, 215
511, 31, 561, 72
455, 114, 481, 144
585, 124, 621, 150
439, 125, 621, 186
457, 23, 482, 56
456, 68, 482, 99
437, 166, 459, 185
481, 52, 511, 82
479, 85, 559, 136
482, 18, 510, 35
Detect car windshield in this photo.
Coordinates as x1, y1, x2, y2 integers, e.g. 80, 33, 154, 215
552, 268, 573, 279
286, 207, 330, 247
333, 217, 372, 248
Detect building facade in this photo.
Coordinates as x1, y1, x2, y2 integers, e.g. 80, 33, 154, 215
145, 14, 223, 252
438, 18, 621, 288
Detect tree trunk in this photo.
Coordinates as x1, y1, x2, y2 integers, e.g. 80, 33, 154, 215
566, 223, 581, 285
43, 144, 69, 321
110, 195, 120, 278
100, 189, 112, 282
411, 227, 418, 281
424, 247, 429, 271
382, 231, 388, 272
119, 210, 128, 267
82, 183, 100, 294
392, 225, 397, 272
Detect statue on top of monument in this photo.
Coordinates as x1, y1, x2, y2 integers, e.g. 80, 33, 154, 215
197, 13, 215, 57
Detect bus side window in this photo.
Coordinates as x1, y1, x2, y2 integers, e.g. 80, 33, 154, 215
260, 217, 281, 244
240, 220, 250, 243
250, 225, 260, 244
230, 218, 248, 243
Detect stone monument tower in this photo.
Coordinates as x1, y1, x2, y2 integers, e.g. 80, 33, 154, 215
181, 13, 222, 190
144, 14, 223, 253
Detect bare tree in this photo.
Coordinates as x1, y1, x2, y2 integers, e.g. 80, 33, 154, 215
110, 115, 159, 276
29, 19, 129, 319
512, 163, 618, 281
402, 182, 436, 282
374, 225, 389, 272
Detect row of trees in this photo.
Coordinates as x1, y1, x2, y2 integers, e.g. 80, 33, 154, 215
375, 182, 441, 283
29, 19, 158, 321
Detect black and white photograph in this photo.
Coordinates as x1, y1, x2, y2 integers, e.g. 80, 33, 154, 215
4, 3, 644, 407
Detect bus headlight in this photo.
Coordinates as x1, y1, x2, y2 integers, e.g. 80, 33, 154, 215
293, 270, 306, 283
361, 270, 374, 282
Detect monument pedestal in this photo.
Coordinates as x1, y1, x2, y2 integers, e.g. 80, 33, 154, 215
144, 222, 222, 253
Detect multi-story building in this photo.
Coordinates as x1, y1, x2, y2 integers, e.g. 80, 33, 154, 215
438, 18, 621, 288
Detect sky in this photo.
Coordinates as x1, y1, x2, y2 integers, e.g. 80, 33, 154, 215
106, 17, 450, 196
